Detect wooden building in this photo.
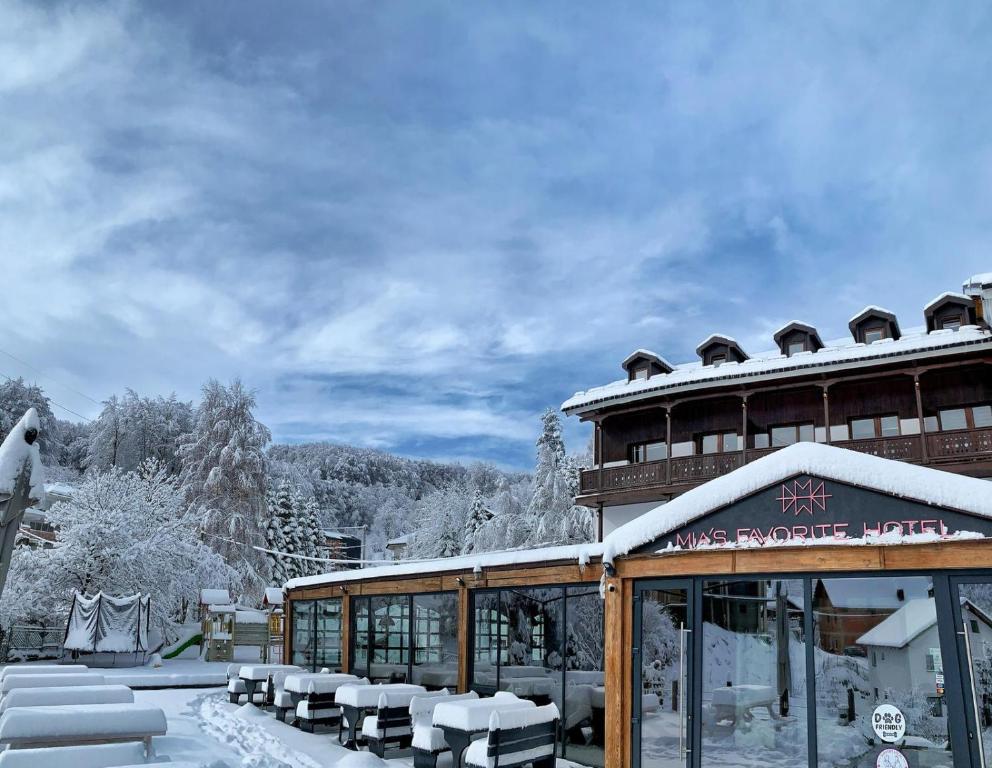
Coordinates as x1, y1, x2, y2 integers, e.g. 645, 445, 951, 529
283, 273, 992, 768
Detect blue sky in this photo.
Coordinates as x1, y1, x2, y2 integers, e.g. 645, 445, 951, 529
4, 1, 992, 470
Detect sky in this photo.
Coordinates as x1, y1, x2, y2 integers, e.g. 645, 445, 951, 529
3, 1, 992, 470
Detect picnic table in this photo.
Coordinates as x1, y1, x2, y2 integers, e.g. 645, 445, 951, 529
335, 683, 426, 748
237, 665, 302, 704
283, 672, 359, 705
498, 676, 557, 701
711, 684, 778, 725
432, 695, 536, 768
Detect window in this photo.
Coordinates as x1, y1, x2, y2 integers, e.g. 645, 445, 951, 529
941, 316, 962, 330
631, 441, 667, 463
938, 404, 992, 431
972, 619, 981, 634
711, 354, 726, 367
849, 414, 901, 440
864, 327, 885, 344
939, 408, 967, 431
633, 366, 649, 380
786, 340, 806, 356
699, 432, 739, 454
976, 406, 992, 428
770, 422, 815, 447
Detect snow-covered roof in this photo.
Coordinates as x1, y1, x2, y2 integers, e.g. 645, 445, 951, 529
263, 587, 284, 606
695, 334, 746, 358
199, 589, 231, 605
42, 482, 75, 498
924, 291, 973, 313
601, 442, 992, 564
848, 305, 896, 325
284, 542, 603, 591
965, 273, 992, 289
856, 598, 936, 648
817, 577, 930, 610
0, 408, 44, 504
386, 534, 414, 547
622, 349, 674, 371
562, 324, 992, 414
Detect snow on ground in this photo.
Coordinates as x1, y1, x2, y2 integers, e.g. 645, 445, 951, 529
97, 658, 230, 688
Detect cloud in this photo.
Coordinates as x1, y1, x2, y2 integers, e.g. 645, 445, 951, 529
2, 0, 992, 469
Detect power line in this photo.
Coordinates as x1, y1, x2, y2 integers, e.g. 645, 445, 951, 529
0, 369, 94, 423
0, 347, 102, 406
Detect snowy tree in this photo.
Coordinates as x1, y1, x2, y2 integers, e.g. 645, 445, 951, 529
177, 379, 271, 600
298, 494, 324, 577
1, 460, 237, 641
0, 378, 63, 464
462, 489, 493, 554
265, 482, 294, 587
86, 390, 192, 474
408, 486, 471, 559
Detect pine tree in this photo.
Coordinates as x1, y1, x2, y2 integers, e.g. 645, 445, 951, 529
462, 489, 492, 554
177, 379, 271, 601
265, 482, 295, 586
299, 495, 324, 577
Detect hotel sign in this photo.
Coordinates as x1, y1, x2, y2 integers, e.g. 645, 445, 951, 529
646, 474, 992, 552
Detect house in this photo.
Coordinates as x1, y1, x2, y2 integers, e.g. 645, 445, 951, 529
319, 530, 363, 570
386, 533, 414, 559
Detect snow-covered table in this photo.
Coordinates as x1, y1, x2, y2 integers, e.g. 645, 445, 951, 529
711, 684, 777, 725
0, 673, 105, 696
284, 673, 363, 728
0, 665, 87, 681
0, 684, 133, 714
284, 672, 359, 696
336, 683, 426, 748
432, 694, 536, 768
0, 702, 167, 754
498, 676, 558, 700
237, 665, 302, 705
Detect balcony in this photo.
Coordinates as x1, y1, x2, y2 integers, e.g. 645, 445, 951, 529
579, 427, 992, 502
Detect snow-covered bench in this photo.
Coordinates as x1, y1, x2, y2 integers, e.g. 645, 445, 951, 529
0, 665, 88, 681
0, 685, 133, 714
288, 673, 362, 730
226, 664, 246, 704
411, 691, 478, 768
463, 703, 559, 768
0, 741, 148, 768
336, 682, 425, 748
0, 703, 167, 755
0, 673, 106, 697
711, 684, 777, 725
363, 689, 452, 757
237, 664, 302, 705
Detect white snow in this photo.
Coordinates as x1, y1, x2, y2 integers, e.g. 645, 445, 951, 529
335, 683, 425, 708
238, 664, 302, 681
285, 541, 603, 591
923, 290, 972, 312
0, 684, 133, 713
0, 665, 87, 681
199, 588, 231, 605
856, 597, 937, 648
264, 586, 285, 605
284, 672, 361, 694
432, 694, 535, 731
98, 658, 229, 688
235, 609, 268, 624
0, 702, 166, 742
622, 349, 674, 370
562, 323, 992, 413
603, 441, 992, 564
0, 673, 105, 694
0, 742, 148, 768
0, 408, 44, 503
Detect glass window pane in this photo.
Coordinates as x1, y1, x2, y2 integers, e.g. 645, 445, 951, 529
924, 415, 939, 433
850, 418, 876, 440
798, 423, 815, 443
564, 585, 604, 765
787, 341, 805, 356
700, 580, 807, 768
753, 433, 770, 449
942, 316, 962, 330
940, 408, 968, 431
957, 583, 992, 767
702, 434, 719, 454
639, 586, 690, 768
371, 595, 409, 682
350, 597, 370, 677
771, 426, 796, 447
291, 600, 315, 670
632, 445, 646, 463
973, 405, 992, 429
412, 593, 458, 690
314, 598, 342, 672
635, 367, 649, 380
723, 433, 739, 452
864, 328, 884, 344
472, 591, 502, 695
646, 442, 669, 462
500, 587, 565, 714
879, 415, 900, 437
813, 576, 954, 768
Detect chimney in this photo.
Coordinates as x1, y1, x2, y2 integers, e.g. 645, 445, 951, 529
963, 273, 992, 326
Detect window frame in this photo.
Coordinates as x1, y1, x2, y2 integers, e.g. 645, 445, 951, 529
630, 440, 668, 463
769, 421, 816, 447
941, 315, 963, 331
710, 353, 727, 367
863, 326, 886, 344
938, 404, 992, 432
786, 339, 807, 357
847, 413, 901, 441
697, 431, 740, 455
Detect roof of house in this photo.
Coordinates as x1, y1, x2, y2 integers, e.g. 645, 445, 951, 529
562, 324, 992, 414
817, 577, 930, 610
263, 587, 284, 605
856, 597, 937, 648
621, 349, 674, 371
284, 541, 603, 592
600, 441, 992, 564
199, 588, 231, 605
924, 291, 973, 313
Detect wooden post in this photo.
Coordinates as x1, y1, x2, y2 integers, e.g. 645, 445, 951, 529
822, 385, 831, 444
741, 395, 749, 463
665, 407, 673, 485
604, 573, 627, 768
597, 503, 604, 543
596, 420, 604, 492
914, 374, 930, 463
457, 585, 470, 693
340, 593, 351, 674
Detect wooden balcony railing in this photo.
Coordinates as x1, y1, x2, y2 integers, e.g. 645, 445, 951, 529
579, 427, 992, 498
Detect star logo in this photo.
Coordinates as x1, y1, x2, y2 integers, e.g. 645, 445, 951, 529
777, 478, 831, 516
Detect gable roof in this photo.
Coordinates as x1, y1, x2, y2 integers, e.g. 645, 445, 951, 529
695, 334, 748, 359
601, 441, 992, 564
621, 349, 674, 374
857, 597, 992, 648
924, 291, 973, 314
817, 577, 930, 610
772, 321, 824, 349
848, 305, 901, 339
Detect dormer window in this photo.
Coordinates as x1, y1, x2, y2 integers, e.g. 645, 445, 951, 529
942, 316, 962, 331
924, 292, 976, 332
711, 354, 726, 367
864, 327, 885, 344
773, 321, 824, 358
848, 307, 900, 344
621, 349, 674, 383
695, 335, 748, 367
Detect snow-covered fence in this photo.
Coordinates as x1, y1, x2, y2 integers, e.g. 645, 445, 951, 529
1, 625, 63, 662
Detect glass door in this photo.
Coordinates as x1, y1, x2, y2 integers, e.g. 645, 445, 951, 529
634, 580, 694, 768
953, 578, 992, 768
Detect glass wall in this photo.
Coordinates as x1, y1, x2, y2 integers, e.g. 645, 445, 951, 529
700, 579, 807, 768
813, 576, 954, 768
350, 592, 458, 688
470, 584, 605, 766
291, 597, 342, 672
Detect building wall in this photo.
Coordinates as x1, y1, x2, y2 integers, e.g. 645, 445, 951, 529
603, 501, 661, 537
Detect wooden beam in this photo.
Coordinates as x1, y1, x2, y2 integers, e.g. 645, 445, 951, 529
340, 594, 351, 673
457, 585, 470, 693
914, 374, 930, 464
822, 384, 831, 444
603, 573, 625, 768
